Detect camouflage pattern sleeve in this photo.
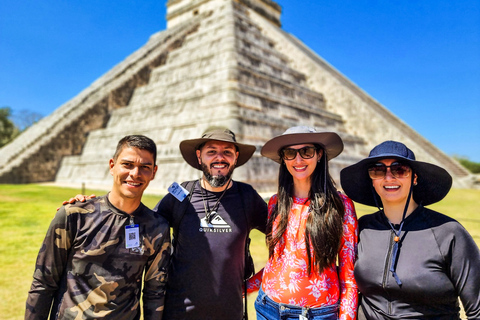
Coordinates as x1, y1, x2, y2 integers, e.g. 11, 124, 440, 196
25, 206, 72, 319
26, 197, 170, 320
142, 218, 171, 319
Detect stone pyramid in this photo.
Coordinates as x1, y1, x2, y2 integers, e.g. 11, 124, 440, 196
0, 0, 473, 191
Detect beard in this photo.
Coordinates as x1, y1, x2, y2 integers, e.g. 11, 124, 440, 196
200, 161, 235, 188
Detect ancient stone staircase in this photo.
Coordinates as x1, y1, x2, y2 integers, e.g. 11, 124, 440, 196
0, 17, 203, 183
54, 0, 366, 191
0, 0, 474, 190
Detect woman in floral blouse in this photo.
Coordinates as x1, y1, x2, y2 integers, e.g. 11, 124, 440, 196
247, 126, 358, 320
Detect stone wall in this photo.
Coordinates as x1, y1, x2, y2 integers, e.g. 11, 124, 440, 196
0, 18, 203, 185
56, 0, 366, 192
0, 0, 474, 191
246, 6, 473, 188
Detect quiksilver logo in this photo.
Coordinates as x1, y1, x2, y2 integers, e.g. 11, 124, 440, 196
199, 215, 232, 233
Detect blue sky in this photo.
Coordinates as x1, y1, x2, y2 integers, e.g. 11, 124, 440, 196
1, 1, 479, 161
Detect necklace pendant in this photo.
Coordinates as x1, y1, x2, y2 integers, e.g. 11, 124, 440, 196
206, 210, 217, 224
394, 236, 400, 242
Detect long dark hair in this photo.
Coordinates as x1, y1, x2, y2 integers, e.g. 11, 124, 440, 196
266, 145, 345, 275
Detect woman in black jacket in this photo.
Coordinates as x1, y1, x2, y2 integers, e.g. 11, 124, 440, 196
340, 140, 480, 320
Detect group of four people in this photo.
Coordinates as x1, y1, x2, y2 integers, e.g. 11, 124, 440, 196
26, 126, 480, 319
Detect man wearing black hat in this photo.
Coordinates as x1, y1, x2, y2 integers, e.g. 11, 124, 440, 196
155, 127, 268, 320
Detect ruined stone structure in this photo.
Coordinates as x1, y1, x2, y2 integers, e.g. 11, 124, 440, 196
0, 0, 474, 191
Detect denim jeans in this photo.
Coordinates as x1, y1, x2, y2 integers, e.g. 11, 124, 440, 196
255, 288, 339, 320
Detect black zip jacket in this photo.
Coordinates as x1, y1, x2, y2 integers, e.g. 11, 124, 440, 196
355, 205, 480, 319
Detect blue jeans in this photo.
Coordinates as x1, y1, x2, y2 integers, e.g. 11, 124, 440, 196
255, 288, 339, 320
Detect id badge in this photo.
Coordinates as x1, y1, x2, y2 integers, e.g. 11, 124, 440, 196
125, 224, 140, 249
168, 181, 189, 202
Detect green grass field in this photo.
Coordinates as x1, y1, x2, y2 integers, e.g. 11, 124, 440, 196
0, 184, 478, 319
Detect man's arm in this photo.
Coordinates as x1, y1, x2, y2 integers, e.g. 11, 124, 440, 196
142, 218, 171, 320
25, 207, 72, 319
153, 194, 175, 223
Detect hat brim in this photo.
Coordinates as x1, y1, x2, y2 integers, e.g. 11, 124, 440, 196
340, 155, 452, 207
261, 132, 344, 163
179, 138, 256, 170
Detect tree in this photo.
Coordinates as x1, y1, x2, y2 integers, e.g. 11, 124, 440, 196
0, 107, 19, 148
453, 155, 480, 174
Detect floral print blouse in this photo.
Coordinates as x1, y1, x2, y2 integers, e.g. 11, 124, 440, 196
247, 193, 358, 320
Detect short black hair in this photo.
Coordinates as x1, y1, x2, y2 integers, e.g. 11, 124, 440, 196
113, 135, 157, 164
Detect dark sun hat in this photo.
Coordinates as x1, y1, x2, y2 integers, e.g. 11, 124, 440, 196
261, 126, 344, 163
340, 140, 452, 207
179, 128, 256, 170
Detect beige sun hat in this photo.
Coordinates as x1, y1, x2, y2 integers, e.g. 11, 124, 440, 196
179, 128, 256, 170
261, 126, 344, 163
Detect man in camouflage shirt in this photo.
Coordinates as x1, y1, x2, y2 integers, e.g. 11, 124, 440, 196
25, 135, 170, 320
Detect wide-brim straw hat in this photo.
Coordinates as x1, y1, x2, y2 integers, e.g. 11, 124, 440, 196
261, 126, 344, 163
180, 128, 256, 170
340, 140, 452, 207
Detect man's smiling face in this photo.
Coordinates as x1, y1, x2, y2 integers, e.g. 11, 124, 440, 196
109, 146, 157, 202
196, 141, 238, 188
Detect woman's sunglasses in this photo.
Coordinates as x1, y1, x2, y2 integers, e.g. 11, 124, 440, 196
281, 146, 317, 160
368, 162, 411, 179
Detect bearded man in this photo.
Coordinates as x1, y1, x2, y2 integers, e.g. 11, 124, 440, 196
155, 128, 267, 320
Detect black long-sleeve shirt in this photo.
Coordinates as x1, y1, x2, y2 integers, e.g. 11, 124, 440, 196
355, 205, 480, 319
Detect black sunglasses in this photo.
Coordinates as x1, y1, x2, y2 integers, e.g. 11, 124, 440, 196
368, 162, 411, 179
281, 146, 318, 161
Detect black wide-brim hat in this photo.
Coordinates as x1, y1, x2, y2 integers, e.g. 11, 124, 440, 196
261, 126, 344, 163
340, 140, 452, 207
180, 128, 256, 170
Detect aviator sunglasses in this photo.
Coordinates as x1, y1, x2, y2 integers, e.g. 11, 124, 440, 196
281, 146, 318, 160
368, 162, 411, 179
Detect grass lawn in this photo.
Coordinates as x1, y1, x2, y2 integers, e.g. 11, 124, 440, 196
0, 184, 478, 319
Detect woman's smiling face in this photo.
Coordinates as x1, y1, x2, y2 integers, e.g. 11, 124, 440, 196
283, 144, 323, 184
371, 158, 416, 206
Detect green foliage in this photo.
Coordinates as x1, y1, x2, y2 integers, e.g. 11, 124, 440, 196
1, 184, 478, 319
0, 107, 19, 147
0, 107, 44, 148
454, 156, 480, 174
